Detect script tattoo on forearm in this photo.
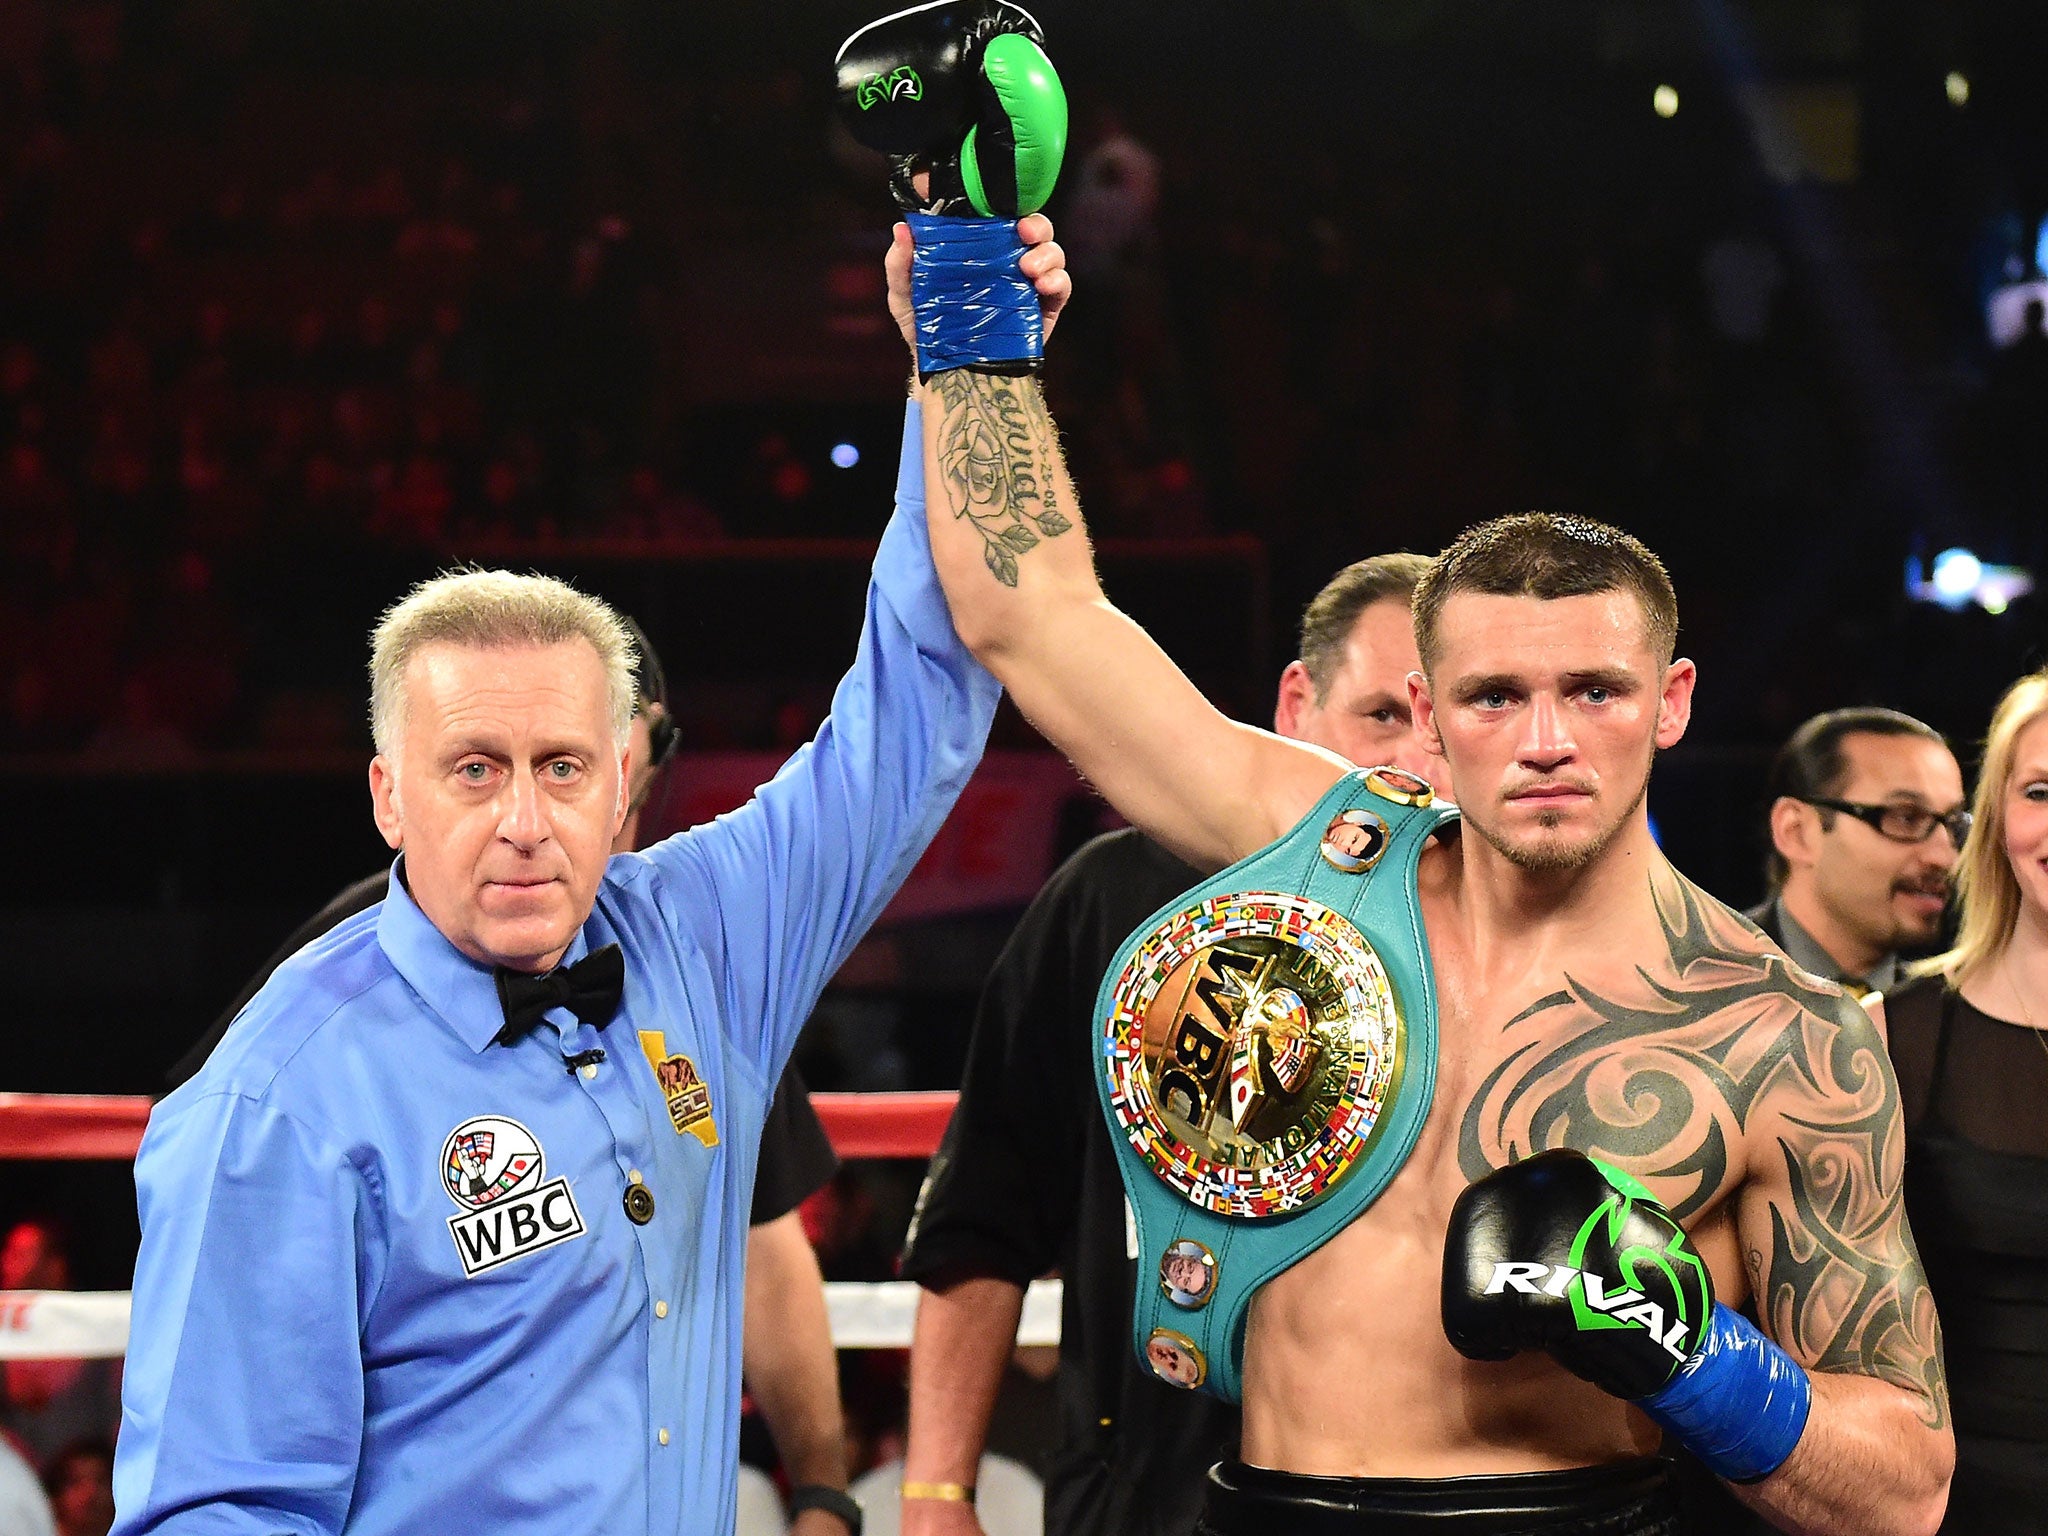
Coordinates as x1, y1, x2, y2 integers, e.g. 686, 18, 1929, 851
1458, 869, 1948, 1426
929, 370, 1072, 586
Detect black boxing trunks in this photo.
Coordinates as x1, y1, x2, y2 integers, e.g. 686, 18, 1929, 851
1194, 1458, 1680, 1536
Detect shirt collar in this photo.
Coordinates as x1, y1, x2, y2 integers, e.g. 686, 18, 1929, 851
1771, 897, 1899, 994
376, 856, 593, 1054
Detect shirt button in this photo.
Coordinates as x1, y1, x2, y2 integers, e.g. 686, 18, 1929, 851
624, 1183, 656, 1225
658, 1428, 670, 1446
628, 1168, 644, 1184
654, 1300, 669, 1319
581, 1062, 599, 1079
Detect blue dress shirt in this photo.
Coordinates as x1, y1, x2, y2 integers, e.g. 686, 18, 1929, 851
112, 402, 998, 1536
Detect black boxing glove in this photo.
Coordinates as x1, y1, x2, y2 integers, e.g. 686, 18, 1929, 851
1443, 1149, 1811, 1484
835, 0, 1067, 376
835, 0, 1065, 218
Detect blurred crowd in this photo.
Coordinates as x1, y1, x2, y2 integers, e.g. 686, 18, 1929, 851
0, 1, 2041, 756
0, 2, 707, 752
2, 1219, 116, 1536
0, 0, 2045, 1511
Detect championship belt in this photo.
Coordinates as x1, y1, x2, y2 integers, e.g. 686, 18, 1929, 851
1094, 767, 1456, 1403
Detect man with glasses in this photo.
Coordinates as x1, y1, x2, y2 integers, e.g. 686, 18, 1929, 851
1748, 707, 1968, 998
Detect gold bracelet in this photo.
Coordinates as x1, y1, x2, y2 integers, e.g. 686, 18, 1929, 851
900, 1481, 975, 1503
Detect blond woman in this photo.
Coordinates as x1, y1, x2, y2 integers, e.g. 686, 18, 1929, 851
1886, 667, 2048, 1532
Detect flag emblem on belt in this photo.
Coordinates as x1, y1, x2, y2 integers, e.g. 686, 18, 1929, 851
1101, 891, 1404, 1218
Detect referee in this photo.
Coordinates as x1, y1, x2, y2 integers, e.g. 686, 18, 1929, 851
109, 403, 1000, 1536
160, 620, 863, 1536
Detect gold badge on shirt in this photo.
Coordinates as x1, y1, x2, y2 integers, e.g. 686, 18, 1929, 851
638, 1030, 720, 1147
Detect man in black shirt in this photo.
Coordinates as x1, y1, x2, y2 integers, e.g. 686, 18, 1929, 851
898, 555, 1447, 1536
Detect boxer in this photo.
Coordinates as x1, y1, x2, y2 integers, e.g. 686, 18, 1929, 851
842, 7, 1952, 1528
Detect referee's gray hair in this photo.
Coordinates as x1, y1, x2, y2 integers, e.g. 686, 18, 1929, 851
369, 569, 638, 756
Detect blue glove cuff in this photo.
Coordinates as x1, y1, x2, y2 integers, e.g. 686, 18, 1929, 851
906, 211, 1042, 376
1639, 1302, 1812, 1484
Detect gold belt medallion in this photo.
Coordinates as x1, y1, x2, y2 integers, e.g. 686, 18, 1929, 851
1102, 891, 1404, 1218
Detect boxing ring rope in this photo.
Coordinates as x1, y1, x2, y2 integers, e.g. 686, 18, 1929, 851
0, 1094, 156, 1161
0, 1091, 965, 1162
0, 1091, 1063, 1358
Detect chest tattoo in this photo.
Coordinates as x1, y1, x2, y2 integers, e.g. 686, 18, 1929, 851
1452, 870, 1946, 1423
1457, 876, 1884, 1220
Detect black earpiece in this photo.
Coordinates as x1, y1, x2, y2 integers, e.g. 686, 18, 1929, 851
619, 613, 680, 769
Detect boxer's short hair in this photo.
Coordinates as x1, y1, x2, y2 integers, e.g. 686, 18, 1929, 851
1412, 513, 1678, 674
1297, 553, 1431, 705
370, 569, 638, 754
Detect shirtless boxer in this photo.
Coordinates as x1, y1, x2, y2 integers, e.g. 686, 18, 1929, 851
843, 7, 1948, 1523
870, 216, 1952, 1536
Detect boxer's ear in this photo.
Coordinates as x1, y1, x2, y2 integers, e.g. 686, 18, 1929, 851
1654, 658, 1696, 751
1409, 671, 1444, 756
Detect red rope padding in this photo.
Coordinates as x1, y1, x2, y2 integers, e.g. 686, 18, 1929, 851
0, 1090, 957, 1162
811, 1091, 957, 1159
0, 1095, 152, 1160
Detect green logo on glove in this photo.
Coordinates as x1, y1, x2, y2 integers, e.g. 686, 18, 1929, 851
856, 67, 923, 110
1561, 1160, 1710, 1363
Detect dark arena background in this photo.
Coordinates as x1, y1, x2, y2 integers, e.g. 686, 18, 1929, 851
3, 0, 2047, 1515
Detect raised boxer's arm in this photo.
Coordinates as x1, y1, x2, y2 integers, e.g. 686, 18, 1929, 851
888, 231, 1345, 870
1726, 987, 1952, 1536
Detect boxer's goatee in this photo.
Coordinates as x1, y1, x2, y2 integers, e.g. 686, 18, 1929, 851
1479, 773, 1650, 875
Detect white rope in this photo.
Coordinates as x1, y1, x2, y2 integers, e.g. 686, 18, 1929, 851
0, 1280, 1063, 1359
0, 1290, 130, 1360
822, 1277, 1062, 1349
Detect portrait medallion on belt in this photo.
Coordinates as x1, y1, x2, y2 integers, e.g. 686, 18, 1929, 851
1144, 1327, 1208, 1390
1364, 766, 1434, 807
1319, 808, 1390, 874
1102, 891, 1405, 1218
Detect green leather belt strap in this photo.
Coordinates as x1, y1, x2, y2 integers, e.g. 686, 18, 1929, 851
1094, 767, 1456, 1404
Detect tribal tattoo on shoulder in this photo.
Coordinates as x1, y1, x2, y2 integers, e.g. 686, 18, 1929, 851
928, 370, 1072, 586
1457, 868, 1948, 1425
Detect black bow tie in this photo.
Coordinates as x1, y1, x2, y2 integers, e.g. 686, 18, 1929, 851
494, 944, 625, 1045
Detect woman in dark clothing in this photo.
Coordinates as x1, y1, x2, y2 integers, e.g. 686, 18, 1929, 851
1886, 667, 2048, 1534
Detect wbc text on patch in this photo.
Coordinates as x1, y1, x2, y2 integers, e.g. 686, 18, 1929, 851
447, 1178, 586, 1277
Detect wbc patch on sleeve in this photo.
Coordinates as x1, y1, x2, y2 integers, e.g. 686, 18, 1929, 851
439, 1115, 587, 1277
638, 1030, 720, 1147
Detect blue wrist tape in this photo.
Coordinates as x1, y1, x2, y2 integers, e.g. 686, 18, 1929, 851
1639, 1302, 1813, 1484
906, 210, 1041, 376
